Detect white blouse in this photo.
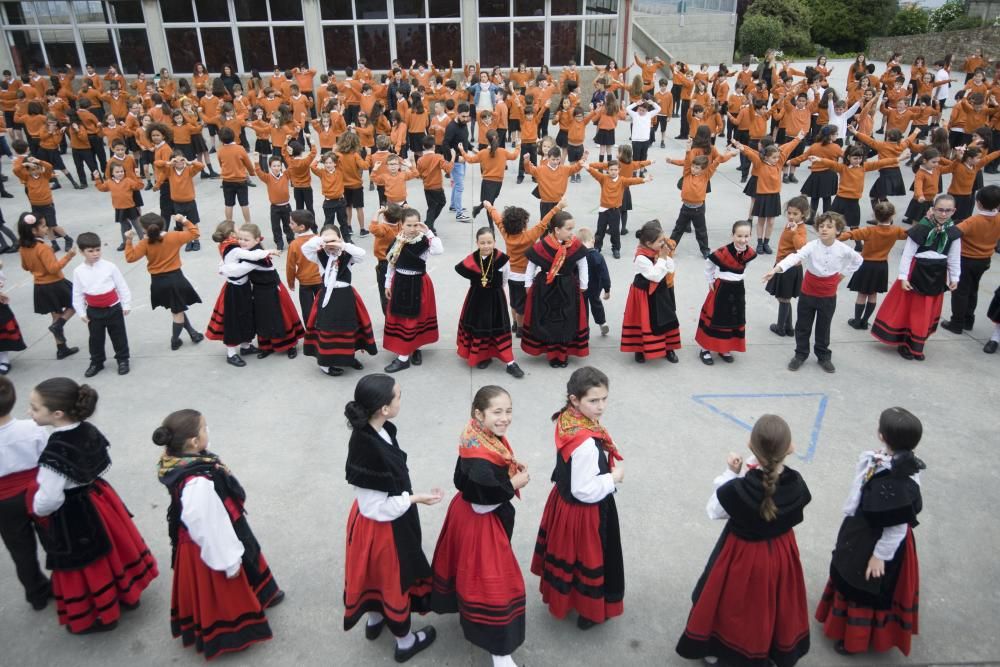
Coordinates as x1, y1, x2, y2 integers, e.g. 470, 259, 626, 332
634, 255, 674, 283
525, 256, 589, 291
353, 428, 411, 522
842, 451, 919, 561
180, 476, 245, 577
33, 423, 85, 518
569, 437, 616, 504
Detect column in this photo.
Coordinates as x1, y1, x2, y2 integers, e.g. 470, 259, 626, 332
0, 35, 15, 75
461, 0, 478, 67
141, 0, 171, 71
302, 0, 326, 73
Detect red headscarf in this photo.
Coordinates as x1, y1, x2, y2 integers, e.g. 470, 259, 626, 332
554, 407, 622, 469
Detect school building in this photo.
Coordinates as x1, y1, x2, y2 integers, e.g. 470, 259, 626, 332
0, 1, 736, 78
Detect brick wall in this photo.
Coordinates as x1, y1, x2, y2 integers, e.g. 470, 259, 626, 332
867, 27, 999, 71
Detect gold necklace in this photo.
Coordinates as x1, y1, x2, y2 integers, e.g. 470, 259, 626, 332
479, 252, 494, 287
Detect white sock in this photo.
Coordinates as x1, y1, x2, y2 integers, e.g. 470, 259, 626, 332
492, 655, 517, 667
395, 631, 420, 650
992, 323, 1000, 343
367, 611, 383, 626
0, 351, 9, 364
398, 354, 409, 362
506, 361, 515, 366
226, 346, 238, 358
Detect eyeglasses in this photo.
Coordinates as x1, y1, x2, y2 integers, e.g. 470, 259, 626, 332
933, 207, 955, 213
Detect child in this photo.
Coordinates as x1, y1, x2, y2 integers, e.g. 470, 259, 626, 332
125, 213, 204, 350
584, 159, 649, 259
285, 210, 322, 318
695, 220, 757, 365
156, 153, 204, 251
236, 224, 305, 359
520, 209, 589, 368
732, 131, 805, 254
154, 409, 281, 659
839, 202, 908, 330
945, 185, 1000, 333
376, 154, 421, 207
942, 145, 1000, 222
29, 378, 158, 634
218, 127, 255, 224
902, 147, 942, 225
12, 155, 74, 251
310, 151, 352, 243
383, 209, 443, 373
790, 125, 842, 222
431, 386, 529, 667
301, 224, 377, 376
765, 199, 810, 340
522, 147, 585, 218
809, 148, 899, 250
0, 261, 26, 372
0, 377, 50, 609
463, 131, 521, 221
70, 233, 131, 377
675, 415, 811, 666
871, 194, 961, 360
455, 226, 524, 378
286, 140, 317, 212
17, 212, 79, 359
336, 131, 371, 237
621, 220, 680, 363
763, 212, 863, 373
814, 407, 925, 656
664, 153, 727, 258
342, 374, 441, 662
254, 154, 293, 250
414, 135, 453, 232
531, 367, 624, 629
576, 228, 612, 337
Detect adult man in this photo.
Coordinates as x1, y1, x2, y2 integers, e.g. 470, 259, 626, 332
443, 103, 472, 222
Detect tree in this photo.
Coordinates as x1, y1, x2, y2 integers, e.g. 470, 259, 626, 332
806, 0, 898, 53
738, 14, 784, 57
745, 0, 813, 54
888, 5, 929, 36
928, 0, 965, 31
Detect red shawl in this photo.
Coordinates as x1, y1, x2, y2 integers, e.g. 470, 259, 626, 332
554, 407, 622, 469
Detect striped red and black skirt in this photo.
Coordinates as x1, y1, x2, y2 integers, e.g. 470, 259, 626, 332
620, 284, 681, 358
695, 279, 748, 353
0, 303, 27, 351
254, 283, 305, 353
383, 274, 439, 356
303, 286, 378, 366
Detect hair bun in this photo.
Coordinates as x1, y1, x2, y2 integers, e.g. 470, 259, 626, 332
152, 426, 173, 447
634, 229, 643, 240
344, 401, 368, 430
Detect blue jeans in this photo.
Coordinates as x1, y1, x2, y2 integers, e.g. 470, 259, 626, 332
450, 162, 465, 212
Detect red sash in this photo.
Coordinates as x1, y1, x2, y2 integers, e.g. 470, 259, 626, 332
0, 468, 37, 501
801, 271, 839, 298
85, 289, 119, 308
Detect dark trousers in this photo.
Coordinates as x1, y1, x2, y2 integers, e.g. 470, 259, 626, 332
0, 492, 49, 604
270, 203, 292, 247
595, 208, 621, 252
297, 283, 321, 320
88, 134, 107, 172
322, 198, 350, 242
518, 142, 537, 177
475, 180, 502, 220
951, 256, 991, 326
794, 293, 835, 361
71, 148, 98, 184
739, 138, 760, 178
631, 138, 650, 162
172, 200, 200, 225
424, 189, 446, 230
670, 203, 709, 254
585, 292, 607, 325
376, 259, 389, 314
540, 200, 557, 220
159, 181, 174, 219
679, 99, 691, 138
87, 304, 129, 364
294, 186, 314, 212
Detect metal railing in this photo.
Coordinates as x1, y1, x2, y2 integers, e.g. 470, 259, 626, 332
633, 0, 736, 14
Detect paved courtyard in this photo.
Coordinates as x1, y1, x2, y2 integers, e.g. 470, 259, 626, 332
0, 61, 998, 666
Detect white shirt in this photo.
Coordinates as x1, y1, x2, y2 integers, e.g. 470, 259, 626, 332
180, 476, 245, 576
33, 423, 84, 517
775, 239, 863, 278
0, 418, 48, 477
384, 233, 443, 288
842, 451, 919, 561
353, 428, 411, 522
525, 255, 589, 291
933, 67, 950, 101
569, 437, 616, 503
627, 101, 660, 142
827, 100, 861, 140
898, 236, 961, 283
217, 247, 273, 284
301, 236, 365, 306
71, 258, 132, 314
706, 455, 759, 520
634, 255, 674, 283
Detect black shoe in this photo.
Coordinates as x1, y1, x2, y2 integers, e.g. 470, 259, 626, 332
365, 617, 385, 641
516, 175, 524, 184
699, 350, 714, 365
818, 358, 836, 373
190, 240, 201, 251
782, 174, 790, 184
116, 242, 125, 251
394, 626, 436, 663
184, 241, 193, 252
257, 350, 273, 359
834, 640, 853, 656
56, 345, 79, 360
50, 180, 62, 190
322, 366, 345, 376
939, 319, 964, 335
359, 228, 370, 237
69, 619, 118, 635
701, 248, 711, 259
769, 323, 786, 337
762, 240, 773, 255
634, 352, 645, 363
240, 344, 260, 355
287, 347, 298, 358
854, 240, 863, 252
612, 249, 620, 259
63, 236, 74, 251
756, 239, 764, 254
476, 359, 491, 369
348, 358, 364, 369
188, 331, 204, 344
384, 358, 411, 373
666, 350, 679, 363
576, 616, 598, 630
227, 354, 246, 367
246, 180, 256, 187
788, 174, 798, 183
0, 191, 12, 198
984, 340, 998, 354
145, 181, 153, 191
84, 364, 104, 378
411, 349, 422, 365
200, 172, 211, 179
549, 358, 562, 368
29, 586, 52, 611
266, 590, 285, 608
51, 241, 61, 252
897, 346, 914, 360
120, 599, 140, 611
117, 361, 129, 375
506, 362, 524, 378
171, 337, 183, 350
719, 353, 735, 363
660, 140, 665, 148
740, 173, 748, 183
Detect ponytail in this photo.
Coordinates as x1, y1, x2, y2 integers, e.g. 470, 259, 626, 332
487, 129, 499, 158
749, 414, 792, 522
139, 212, 165, 244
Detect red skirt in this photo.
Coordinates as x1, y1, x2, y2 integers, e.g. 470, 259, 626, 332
695, 284, 747, 353
0, 304, 27, 352
50, 480, 159, 633
457, 328, 514, 365
383, 274, 439, 356
431, 495, 525, 655
303, 287, 378, 366
519, 289, 590, 362
170, 539, 273, 660
205, 282, 254, 346
676, 530, 810, 667
620, 285, 681, 358
256, 283, 305, 353
343, 500, 432, 636
530, 486, 623, 624
815, 529, 919, 656
870, 280, 942, 356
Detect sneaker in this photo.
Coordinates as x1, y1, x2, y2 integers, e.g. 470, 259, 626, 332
456, 210, 471, 222
787, 356, 804, 371
818, 358, 836, 373
599, 323, 609, 336
506, 362, 525, 378
117, 361, 129, 375
769, 323, 786, 337
227, 354, 247, 367
393, 626, 436, 663
384, 358, 410, 373
84, 364, 104, 378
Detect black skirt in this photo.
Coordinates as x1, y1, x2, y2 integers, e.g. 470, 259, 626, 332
595, 128, 615, 146
742, 175, 757, 197
38, 147, 67, 171
847, 260, 889, 294
764, 264, 802, 299
830, 197, 861, 229
190, 133, 208, 155
622, 186, 633, 211
33, 280, 73, 315
800, 170, 838, 198
868, 167, 905, 198
150, 270, 201, 313
555, 129, 569, 148
751, 192, 781, 217
903, 198, 930, 223
987, 286, 1000, 323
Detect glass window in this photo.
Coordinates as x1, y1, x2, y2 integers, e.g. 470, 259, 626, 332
272, 27, 306, 69
194, 0, 228, 21
514, 0, 543, 16
38, 29, 79, 69
551, 0, 584, 14
587, 0, 618, 15
160, 0, 195, 22
393, 0, 424, 19
72, 1, 106, 23
429, 23, 460, 68
584, 19, 615, 65
550, 20, 581, 65
478, 23, 509, 69
357, 23, 389, 69
117, 28, 154, 73
319, 0, 352, 20
478, 0, 509, 18
5, 30, 44, 71
32, 2, 72, 24
238, 27, 271, 72
428, 0, 459, 18
323, 26, 356, 70
2, 2, 35, 25
79, 27, 117, 69
233, 0, 267, 21
108, 0, 143, 22
513, 22, 543, 67
165, 27, 200, 71
269, 1, 302, 20
354, 0, 387, 20
394, 24, 426, 66
200, 27, 235, 71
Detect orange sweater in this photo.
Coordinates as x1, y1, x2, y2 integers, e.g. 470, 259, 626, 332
522, 161, 583, 202
489, 203, 560, 273
741, 139, 800, 195
587, 168, 644, 208
912, 166, 940, 201
464, 147, 520, 182
286, 147, 317, 188
254, 165, 291, 205
95, 175, 143, 209
125, 220, 200, 274
338, 152, 370, 189
383, 170, 421, 203
944, 152, 1000, 195
218, 143, 254, 182
415, 153, 453, 190
13, 161, 54, 205
161, 163, 203, 202
310, 164, 345, 200
957, 213, 1000, 259
20, 242, 72, 285
677, 161, 720, 205
773, 223, 808, 263
285, 233, 322, 288
369, 221, 401, 261
814, 158, 898, 199
790, 141, 843, 170
839, 225, 907, 260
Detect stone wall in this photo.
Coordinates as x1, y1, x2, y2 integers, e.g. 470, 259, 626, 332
633, 12, 737, 65
867, 27, 1000, 71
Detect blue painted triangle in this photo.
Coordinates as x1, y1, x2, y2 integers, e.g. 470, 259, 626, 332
690, 393, 829, 462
